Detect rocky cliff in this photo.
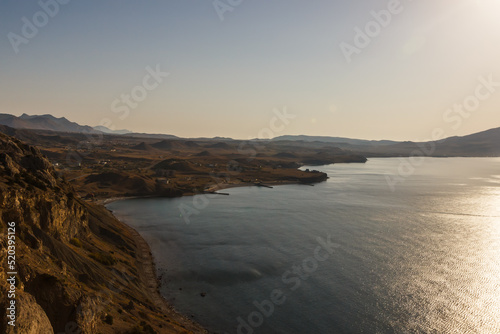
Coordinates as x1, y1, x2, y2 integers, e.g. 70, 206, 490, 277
0, 133, 205, 333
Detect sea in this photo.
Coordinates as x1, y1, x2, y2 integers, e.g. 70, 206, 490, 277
107, 158, 500, 334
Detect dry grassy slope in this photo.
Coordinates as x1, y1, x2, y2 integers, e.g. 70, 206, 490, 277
0, 133, 205, 334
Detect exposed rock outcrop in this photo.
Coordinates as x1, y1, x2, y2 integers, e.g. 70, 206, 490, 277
0, 133, 205, 333
6, 293, 54, 334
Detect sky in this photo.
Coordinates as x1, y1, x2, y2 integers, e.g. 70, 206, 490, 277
0, 0, 499, 140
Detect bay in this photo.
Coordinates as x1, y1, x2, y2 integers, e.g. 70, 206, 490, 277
107, 158, 500, 334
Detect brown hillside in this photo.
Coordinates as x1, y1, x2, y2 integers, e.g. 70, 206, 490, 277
0, 133, 206, 334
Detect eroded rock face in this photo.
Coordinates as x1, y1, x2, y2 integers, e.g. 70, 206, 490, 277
75, 296, 101, 334
0, 132, 206, 333
1, 190, 88, 243
0, 134, 89, 244
0, 134, 94, 333
5, 293, 54, 334
0, 153, 19, 176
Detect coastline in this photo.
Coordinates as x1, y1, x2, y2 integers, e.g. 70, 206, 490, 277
99, 178, 317, 205
108, 206, 209, 334
99, 178, 321, 332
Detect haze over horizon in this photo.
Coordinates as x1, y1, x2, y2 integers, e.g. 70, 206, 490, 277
1, 0, 499, 141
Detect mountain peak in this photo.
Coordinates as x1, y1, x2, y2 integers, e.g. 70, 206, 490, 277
0, 113, 99, 133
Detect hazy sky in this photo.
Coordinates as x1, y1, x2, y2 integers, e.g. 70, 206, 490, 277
1, 0, 499, 140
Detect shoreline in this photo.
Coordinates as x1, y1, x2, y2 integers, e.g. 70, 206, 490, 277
99, 178, 318, 205
100, 179, 322, 332
108, 206, 209, 333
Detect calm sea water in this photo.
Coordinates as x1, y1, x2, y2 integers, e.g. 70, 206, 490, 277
107, 158, 500, 334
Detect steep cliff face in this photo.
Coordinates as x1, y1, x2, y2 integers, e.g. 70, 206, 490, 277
0, 133, 205, 333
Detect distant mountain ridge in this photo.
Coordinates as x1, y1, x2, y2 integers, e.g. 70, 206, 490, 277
0, 113, 174, 138
0, 113, 498, 157
272, 135, 399, 146
274, 129, 500, 157
0, 113, 100, 133
93, 125, 131, 134
431, 126, 500, 156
